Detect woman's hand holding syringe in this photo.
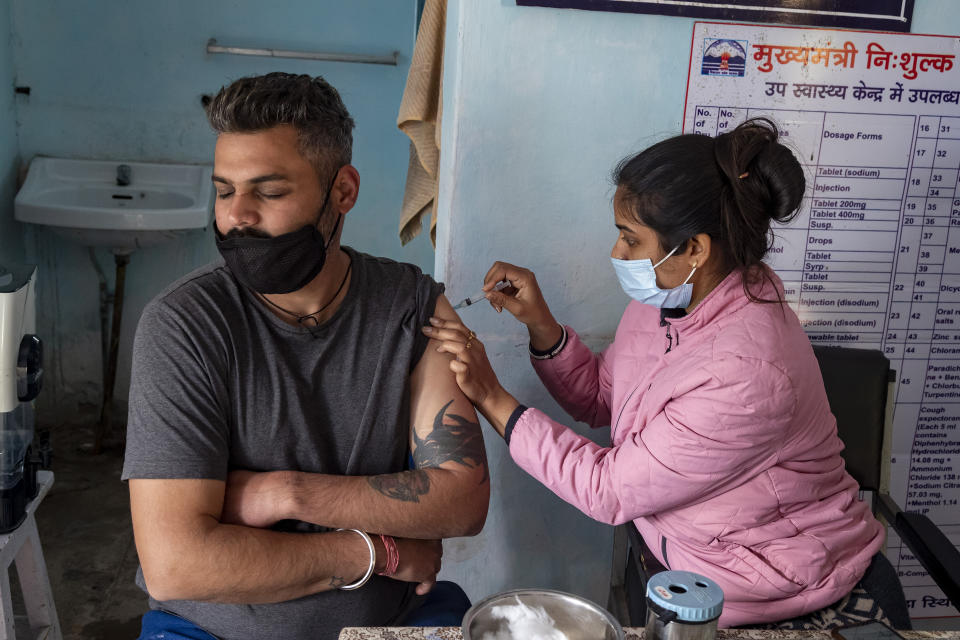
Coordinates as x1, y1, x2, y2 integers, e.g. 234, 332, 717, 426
452, 279, 515, 310
429, 261, 564, 434
477, 262, 563, 351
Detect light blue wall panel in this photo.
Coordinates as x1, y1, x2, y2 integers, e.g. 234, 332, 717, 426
10, 0, 426, 424
0, 2, 21, 266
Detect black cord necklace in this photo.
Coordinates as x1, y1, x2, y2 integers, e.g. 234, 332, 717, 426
257, 253, 353, 334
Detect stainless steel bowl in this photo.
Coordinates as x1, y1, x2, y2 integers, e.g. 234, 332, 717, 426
462, 589, 625, 640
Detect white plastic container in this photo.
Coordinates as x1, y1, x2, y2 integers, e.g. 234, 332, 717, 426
0, 263, 41, 531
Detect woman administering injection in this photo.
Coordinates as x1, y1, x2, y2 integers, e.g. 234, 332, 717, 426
422, 119, 904, 629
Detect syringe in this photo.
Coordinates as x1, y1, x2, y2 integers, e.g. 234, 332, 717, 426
453, 280, 512, 310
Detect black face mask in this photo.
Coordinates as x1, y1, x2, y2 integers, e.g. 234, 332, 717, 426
215, 172, 341, 295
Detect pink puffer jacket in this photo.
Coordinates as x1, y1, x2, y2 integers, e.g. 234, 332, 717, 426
508, 268, 884, 626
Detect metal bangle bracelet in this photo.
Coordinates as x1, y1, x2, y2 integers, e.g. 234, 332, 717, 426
336, 528, 376, 590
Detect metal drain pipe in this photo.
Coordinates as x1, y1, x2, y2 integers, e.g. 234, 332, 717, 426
93, 252, 130, 454
87, 249, 110, 392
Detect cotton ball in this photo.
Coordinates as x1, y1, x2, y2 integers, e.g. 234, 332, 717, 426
481, 596, 569, 640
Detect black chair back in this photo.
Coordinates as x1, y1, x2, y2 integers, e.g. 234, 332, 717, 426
811, 346, 890, 493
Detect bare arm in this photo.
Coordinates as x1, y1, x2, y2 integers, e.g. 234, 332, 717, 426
129, 478, 379, 603
223, 295, 491, 539
290, 295, 489, 538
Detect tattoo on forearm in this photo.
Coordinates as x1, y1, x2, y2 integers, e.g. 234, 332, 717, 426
367, 400, 488, 502
368, 470, 431, 503
413, 399, 489, 484
329, 575, 346, 588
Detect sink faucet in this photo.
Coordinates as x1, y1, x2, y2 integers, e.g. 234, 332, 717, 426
116, 164, 131, 187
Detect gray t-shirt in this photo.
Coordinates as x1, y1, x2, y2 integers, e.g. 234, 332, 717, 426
122, 247, 443, 640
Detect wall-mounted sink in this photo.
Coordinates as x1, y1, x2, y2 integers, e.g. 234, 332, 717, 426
14, 157, 214, 252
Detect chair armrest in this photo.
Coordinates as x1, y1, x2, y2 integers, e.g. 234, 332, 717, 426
885, 495, 960, 610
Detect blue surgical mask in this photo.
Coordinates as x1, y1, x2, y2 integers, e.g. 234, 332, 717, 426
611, 245, 697, 309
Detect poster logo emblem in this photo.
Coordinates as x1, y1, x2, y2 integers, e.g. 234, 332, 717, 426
701, 38, 747, 77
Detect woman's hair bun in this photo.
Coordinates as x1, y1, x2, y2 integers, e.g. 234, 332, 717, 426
714, 117, 805, 225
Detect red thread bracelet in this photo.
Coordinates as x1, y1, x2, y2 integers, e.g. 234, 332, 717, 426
377, 534, 399, 577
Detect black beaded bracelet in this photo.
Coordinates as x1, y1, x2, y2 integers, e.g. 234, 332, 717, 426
529, 325, 568, 360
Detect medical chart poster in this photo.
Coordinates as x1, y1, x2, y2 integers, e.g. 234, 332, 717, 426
683, 22, 960, 619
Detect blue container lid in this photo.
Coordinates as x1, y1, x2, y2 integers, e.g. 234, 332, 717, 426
646, 570, 724, 623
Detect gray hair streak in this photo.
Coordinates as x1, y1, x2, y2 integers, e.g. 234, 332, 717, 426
206, 72, 355, 182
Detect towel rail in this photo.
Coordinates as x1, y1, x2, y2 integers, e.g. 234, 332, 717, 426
206, 39, 399, 66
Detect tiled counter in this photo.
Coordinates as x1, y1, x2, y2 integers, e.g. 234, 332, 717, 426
339, 629, 960, 640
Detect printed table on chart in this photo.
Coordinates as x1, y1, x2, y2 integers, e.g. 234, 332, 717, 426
693, 105, 960, 605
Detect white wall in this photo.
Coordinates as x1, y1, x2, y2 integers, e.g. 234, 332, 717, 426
435, 0, 694, 605
434, 0, 960, 609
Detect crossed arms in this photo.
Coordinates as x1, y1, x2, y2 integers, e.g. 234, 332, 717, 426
129, 295, 490, 603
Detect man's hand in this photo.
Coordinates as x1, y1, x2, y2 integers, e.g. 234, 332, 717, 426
390, 538, 443, 596
221, 470, 289, 528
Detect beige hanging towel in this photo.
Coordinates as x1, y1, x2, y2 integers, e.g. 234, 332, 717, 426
397, 0, 446, 246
